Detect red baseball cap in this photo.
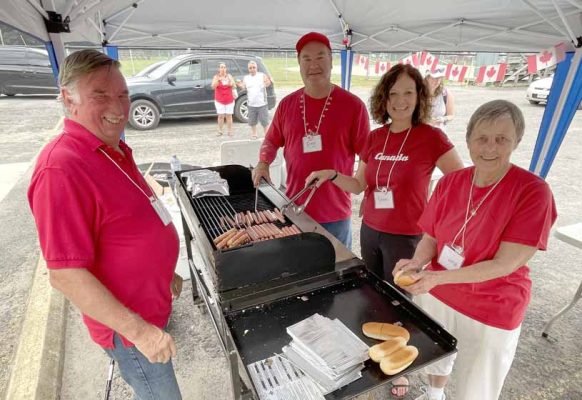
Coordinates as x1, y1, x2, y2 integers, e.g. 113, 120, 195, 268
296, 32, 332, 54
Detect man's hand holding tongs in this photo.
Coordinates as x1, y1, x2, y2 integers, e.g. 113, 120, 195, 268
252, 161, 271, 187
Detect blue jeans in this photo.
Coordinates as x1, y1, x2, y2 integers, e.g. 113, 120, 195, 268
320, 218, 352, 250
104, 333, 182, 400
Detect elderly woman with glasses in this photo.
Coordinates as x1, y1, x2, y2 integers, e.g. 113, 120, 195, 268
393, 100, 557, 400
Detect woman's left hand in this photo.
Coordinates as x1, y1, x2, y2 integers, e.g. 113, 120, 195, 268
401, 270, 442, 295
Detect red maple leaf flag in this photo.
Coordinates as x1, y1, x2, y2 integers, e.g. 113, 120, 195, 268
399, 53, 420, 67
355, 54, 369, 70
374, 61, 391, 76
445, 64, 468, 82
420, 51, 439, 72
475, 63, 508, 84
527, 43, 566, 74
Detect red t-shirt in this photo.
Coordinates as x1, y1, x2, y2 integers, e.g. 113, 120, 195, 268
215, 77, 234, 105
259, 85, 370, 223
361, 124, 454, 235
419, 165, 557, 330
28, 119, 179, 348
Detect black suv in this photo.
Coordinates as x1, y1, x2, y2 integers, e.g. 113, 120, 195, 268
0, 46, 59, 96
126, 54, 276, 130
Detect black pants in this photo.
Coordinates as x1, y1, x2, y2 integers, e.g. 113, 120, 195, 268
360, 222, 422, 286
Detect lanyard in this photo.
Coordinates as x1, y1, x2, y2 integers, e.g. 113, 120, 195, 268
301, 85, 333, 137
98, 148, 156, 203
451, 167, 510, 249
374, 125, 412, 191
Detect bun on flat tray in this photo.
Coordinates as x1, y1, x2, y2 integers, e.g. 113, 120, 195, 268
394, 270, 420, 287
379, 345, 419, 375
369, 336, 407, 362
362, 322, 411, 342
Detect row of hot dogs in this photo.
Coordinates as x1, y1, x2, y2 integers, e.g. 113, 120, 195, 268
213, 223, 302, 249
219, 208, 286, 229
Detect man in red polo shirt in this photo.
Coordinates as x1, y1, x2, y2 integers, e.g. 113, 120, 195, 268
252, 32, 370, 249
28, 50, 183, 399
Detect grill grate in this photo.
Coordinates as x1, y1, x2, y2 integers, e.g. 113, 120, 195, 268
191, 191, 291, 242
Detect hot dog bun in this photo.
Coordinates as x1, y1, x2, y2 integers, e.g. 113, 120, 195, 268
394, 270, 419, 287
369, 337, 407, 362
362, 322, 410, 342
379, 345, 419, 375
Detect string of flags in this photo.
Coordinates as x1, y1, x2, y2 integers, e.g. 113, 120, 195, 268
353, 43, 567, 83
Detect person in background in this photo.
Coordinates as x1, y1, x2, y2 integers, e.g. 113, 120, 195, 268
211, 62, 236, 136
252, 32, 370, 249
425, 66, 454, 132
393, 100, 557, 400
306, 64, 462, 397
28, 49, 183, 400
238, 60, 272, 139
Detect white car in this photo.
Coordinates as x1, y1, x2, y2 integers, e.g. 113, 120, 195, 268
526, 76, 552, 105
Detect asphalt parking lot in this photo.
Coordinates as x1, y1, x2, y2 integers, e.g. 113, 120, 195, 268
0, 85, 581, 400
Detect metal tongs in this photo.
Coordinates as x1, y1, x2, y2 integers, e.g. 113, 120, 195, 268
281, 180, 319, 215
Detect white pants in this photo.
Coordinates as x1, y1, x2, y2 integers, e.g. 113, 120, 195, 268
415, 294, 521, 400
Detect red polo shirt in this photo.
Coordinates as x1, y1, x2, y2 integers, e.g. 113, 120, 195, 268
28, 119, 179, 348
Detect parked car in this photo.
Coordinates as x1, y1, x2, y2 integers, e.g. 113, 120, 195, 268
526, 76, 552, 105
526, 75, 582, 109
126, 53, 276, 130
132, 60, 166, 78
0, 46, 58, 96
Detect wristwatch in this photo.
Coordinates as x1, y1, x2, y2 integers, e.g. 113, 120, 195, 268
330, 170, 339, 181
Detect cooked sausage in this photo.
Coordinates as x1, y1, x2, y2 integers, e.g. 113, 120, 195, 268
273, 208, 286, 223
227, 229, 246, 247
231, 233, 250, 248
213, 228, 236, 244
216, 229, 238, 249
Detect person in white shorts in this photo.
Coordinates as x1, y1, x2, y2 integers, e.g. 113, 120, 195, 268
211, 62, 236, 136
238, 61, 271, 139
392, 100, 557, 400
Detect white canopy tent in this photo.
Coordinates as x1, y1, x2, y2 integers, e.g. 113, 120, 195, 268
1, 0, 581, 177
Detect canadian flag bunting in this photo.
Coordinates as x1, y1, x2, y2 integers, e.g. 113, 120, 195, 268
475, 63, 507, 84
419, 52, 439, 72
355, 54, 369, 70
527, 43, 566, 74
374, 61, 391, 76
445, 64, 468, 82
398, 53, 420, 67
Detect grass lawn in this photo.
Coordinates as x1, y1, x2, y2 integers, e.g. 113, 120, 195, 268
117, 54, 382, 89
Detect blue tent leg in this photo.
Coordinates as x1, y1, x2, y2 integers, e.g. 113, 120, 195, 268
530, 48, 582, 178
45, 42, 60, 84
340, 49, 354, 91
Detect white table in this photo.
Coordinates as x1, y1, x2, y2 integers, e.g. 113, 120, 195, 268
542, 223, 582, 338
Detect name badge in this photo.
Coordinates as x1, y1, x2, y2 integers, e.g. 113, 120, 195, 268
438, 244, 465, 270
373, 189, 394, 209
150, 197, 173, 226
302, 134, 322, 153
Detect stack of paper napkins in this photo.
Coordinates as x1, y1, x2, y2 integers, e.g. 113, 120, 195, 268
282, 313, 369, 394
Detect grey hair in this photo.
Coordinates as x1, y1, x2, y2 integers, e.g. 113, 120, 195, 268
58, 49, 121, 111
466, 100, 525, 144
247, 60, 257, 67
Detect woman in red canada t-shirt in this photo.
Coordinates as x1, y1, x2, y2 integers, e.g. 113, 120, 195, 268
307, 64, 462, 282
392, 100, 557, 400
211, 62, 236, 136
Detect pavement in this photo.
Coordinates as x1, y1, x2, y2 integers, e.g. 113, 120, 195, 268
1, 86, 581, 400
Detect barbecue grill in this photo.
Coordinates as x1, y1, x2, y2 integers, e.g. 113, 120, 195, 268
176, 164, 457, 399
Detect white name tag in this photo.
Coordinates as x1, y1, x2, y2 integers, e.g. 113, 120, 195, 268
373, 189, 394, 209
438, 244, 465, 270
150, 197, 173, 226
302, 134, 322, 153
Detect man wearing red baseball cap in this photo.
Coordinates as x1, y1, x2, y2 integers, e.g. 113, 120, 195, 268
253, 32, 370, 249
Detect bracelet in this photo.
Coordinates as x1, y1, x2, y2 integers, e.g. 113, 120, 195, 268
330, 170, 339, 181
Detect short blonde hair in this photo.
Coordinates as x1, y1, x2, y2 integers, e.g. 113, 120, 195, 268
466, 100, 525, 144
59, 49, 121, 94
